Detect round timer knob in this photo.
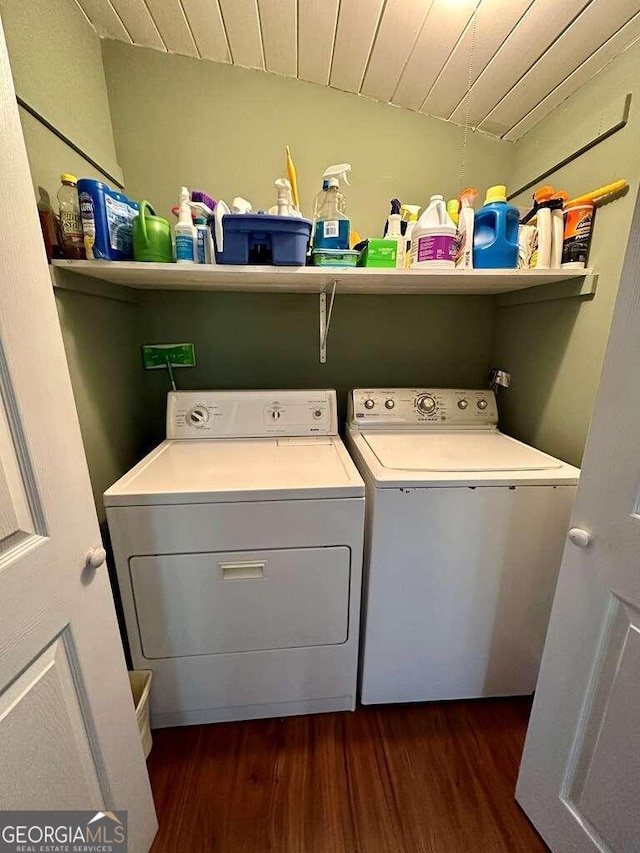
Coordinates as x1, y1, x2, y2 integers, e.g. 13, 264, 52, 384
416, 394, 436, 414
477, 399, 488, 410
364, 399, 375, 410
188, 406, 209, 425
385, 399, 395, 410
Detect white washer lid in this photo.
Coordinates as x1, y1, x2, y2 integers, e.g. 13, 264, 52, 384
104, 436, 364, 506
362, 431, 563, 472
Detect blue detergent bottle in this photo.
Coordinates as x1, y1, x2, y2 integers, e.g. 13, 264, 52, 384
473, 185, 519, 269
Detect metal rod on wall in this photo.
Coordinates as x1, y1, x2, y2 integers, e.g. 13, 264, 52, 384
507, 94, 632, 201
16, 96, 125, 189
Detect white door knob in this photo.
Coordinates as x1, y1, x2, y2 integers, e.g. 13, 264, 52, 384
568, 528, 591, 548
86, 547, 107, 568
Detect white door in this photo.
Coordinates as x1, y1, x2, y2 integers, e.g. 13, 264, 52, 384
516, 188, 640, 852
0, 19, 157, 853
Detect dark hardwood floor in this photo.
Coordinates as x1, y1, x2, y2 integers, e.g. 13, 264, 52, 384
148, 698, 548, 853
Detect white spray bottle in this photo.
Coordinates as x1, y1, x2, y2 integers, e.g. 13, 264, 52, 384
456, 188, 478, 269
175, 186, 197, 263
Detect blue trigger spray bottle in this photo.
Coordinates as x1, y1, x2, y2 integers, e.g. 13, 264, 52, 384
313, 163, 351, 250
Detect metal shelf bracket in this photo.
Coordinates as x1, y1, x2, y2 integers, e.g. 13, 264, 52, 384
319, 279, 338, 364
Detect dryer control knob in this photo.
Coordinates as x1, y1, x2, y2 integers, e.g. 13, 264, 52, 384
188, 406, 209, 425
364, 399, 375, 410
416, 394, 436, 414
385, 399, 395, 410
458, 399, 468, 409
477, 399, 488, 410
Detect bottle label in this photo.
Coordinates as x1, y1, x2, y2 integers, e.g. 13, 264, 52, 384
60, 211, 83, 244
79, 193, 96, 259
176, 233, 195, 261
562, 205, 593, 265
323, 220, 339, 238
196, 230, 206, 264
105, 195, 136, 253
415, 233, 456, 264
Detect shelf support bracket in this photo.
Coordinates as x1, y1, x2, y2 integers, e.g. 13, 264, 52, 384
319, 280, 338, 364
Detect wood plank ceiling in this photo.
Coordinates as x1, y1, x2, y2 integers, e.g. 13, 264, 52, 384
74, 0, 640, 140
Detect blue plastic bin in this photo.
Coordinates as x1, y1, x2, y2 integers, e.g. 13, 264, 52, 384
213, 214, 312, 265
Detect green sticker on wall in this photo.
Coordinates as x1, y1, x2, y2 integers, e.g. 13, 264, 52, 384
142, 343, 196, 369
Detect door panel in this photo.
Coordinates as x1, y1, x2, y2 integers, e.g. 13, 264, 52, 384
131, 547, 351, 658
0, 632, 104, 809
562, 597, 640, 852
0, 15, 156, 851
0, 347, 45, 552
516, 188, 640, 852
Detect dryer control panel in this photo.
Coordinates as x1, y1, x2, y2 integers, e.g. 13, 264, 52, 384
348, 389, 498, 429
167, 390, 337, 438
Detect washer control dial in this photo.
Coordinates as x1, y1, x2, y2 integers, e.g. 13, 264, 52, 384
364, 399, 375, 410
458, 399, 468, 410
187, 406, 209, 426
385, 399, 395, 410
477, 399, 488, 410
416, 394, 437, 414
271, 410, 282, 419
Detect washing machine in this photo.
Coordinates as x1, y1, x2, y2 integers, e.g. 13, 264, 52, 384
345, 388, 580, 706
105, 389, 364, 728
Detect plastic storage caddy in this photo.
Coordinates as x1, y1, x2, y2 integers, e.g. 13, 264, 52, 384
214, 214, 312, 265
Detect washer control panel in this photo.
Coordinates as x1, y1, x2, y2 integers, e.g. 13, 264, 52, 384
167, 390, 337, 438
349, 389, 498, 429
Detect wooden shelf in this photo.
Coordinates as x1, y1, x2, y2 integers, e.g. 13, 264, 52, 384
51, 260, 596, 297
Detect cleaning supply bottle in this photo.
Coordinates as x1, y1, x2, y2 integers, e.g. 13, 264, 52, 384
562, 200, 594, 269
37, 188, 61, 261
321, 164, 349, 214
313, 179, 350, 250
313, 179, 330, 222
194, 217, 209, 263
550, 192, 566, 269
531, 186, 554, 270
473, 186, 519, 269
175, 186, 197, 263
456, 188, 478, 269
447, 199, 460, 228
410, 195, 457, 268
383, 199, 404, 236
57, 174, 85, 259
272, 178, 301, 216
402, 204, 420, 268
386, 211, 405, 269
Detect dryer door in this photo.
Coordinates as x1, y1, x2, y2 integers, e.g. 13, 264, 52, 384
130, 547, 350, 658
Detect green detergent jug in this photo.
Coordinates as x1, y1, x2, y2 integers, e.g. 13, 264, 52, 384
132, 201, 173, 263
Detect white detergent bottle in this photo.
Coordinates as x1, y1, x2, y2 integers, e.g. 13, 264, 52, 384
175, 186, 197, 263
410, 195, 457, 269
456, 188, 478, 269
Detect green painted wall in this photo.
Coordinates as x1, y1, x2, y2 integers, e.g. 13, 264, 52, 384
102, 41, 511, 239
0, 0, 121, 194
55, 286, 145, 520
137, 291, 493, 446
103, 41, 512, 435
491, 42, 640, 467
0, 0, 142, 521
